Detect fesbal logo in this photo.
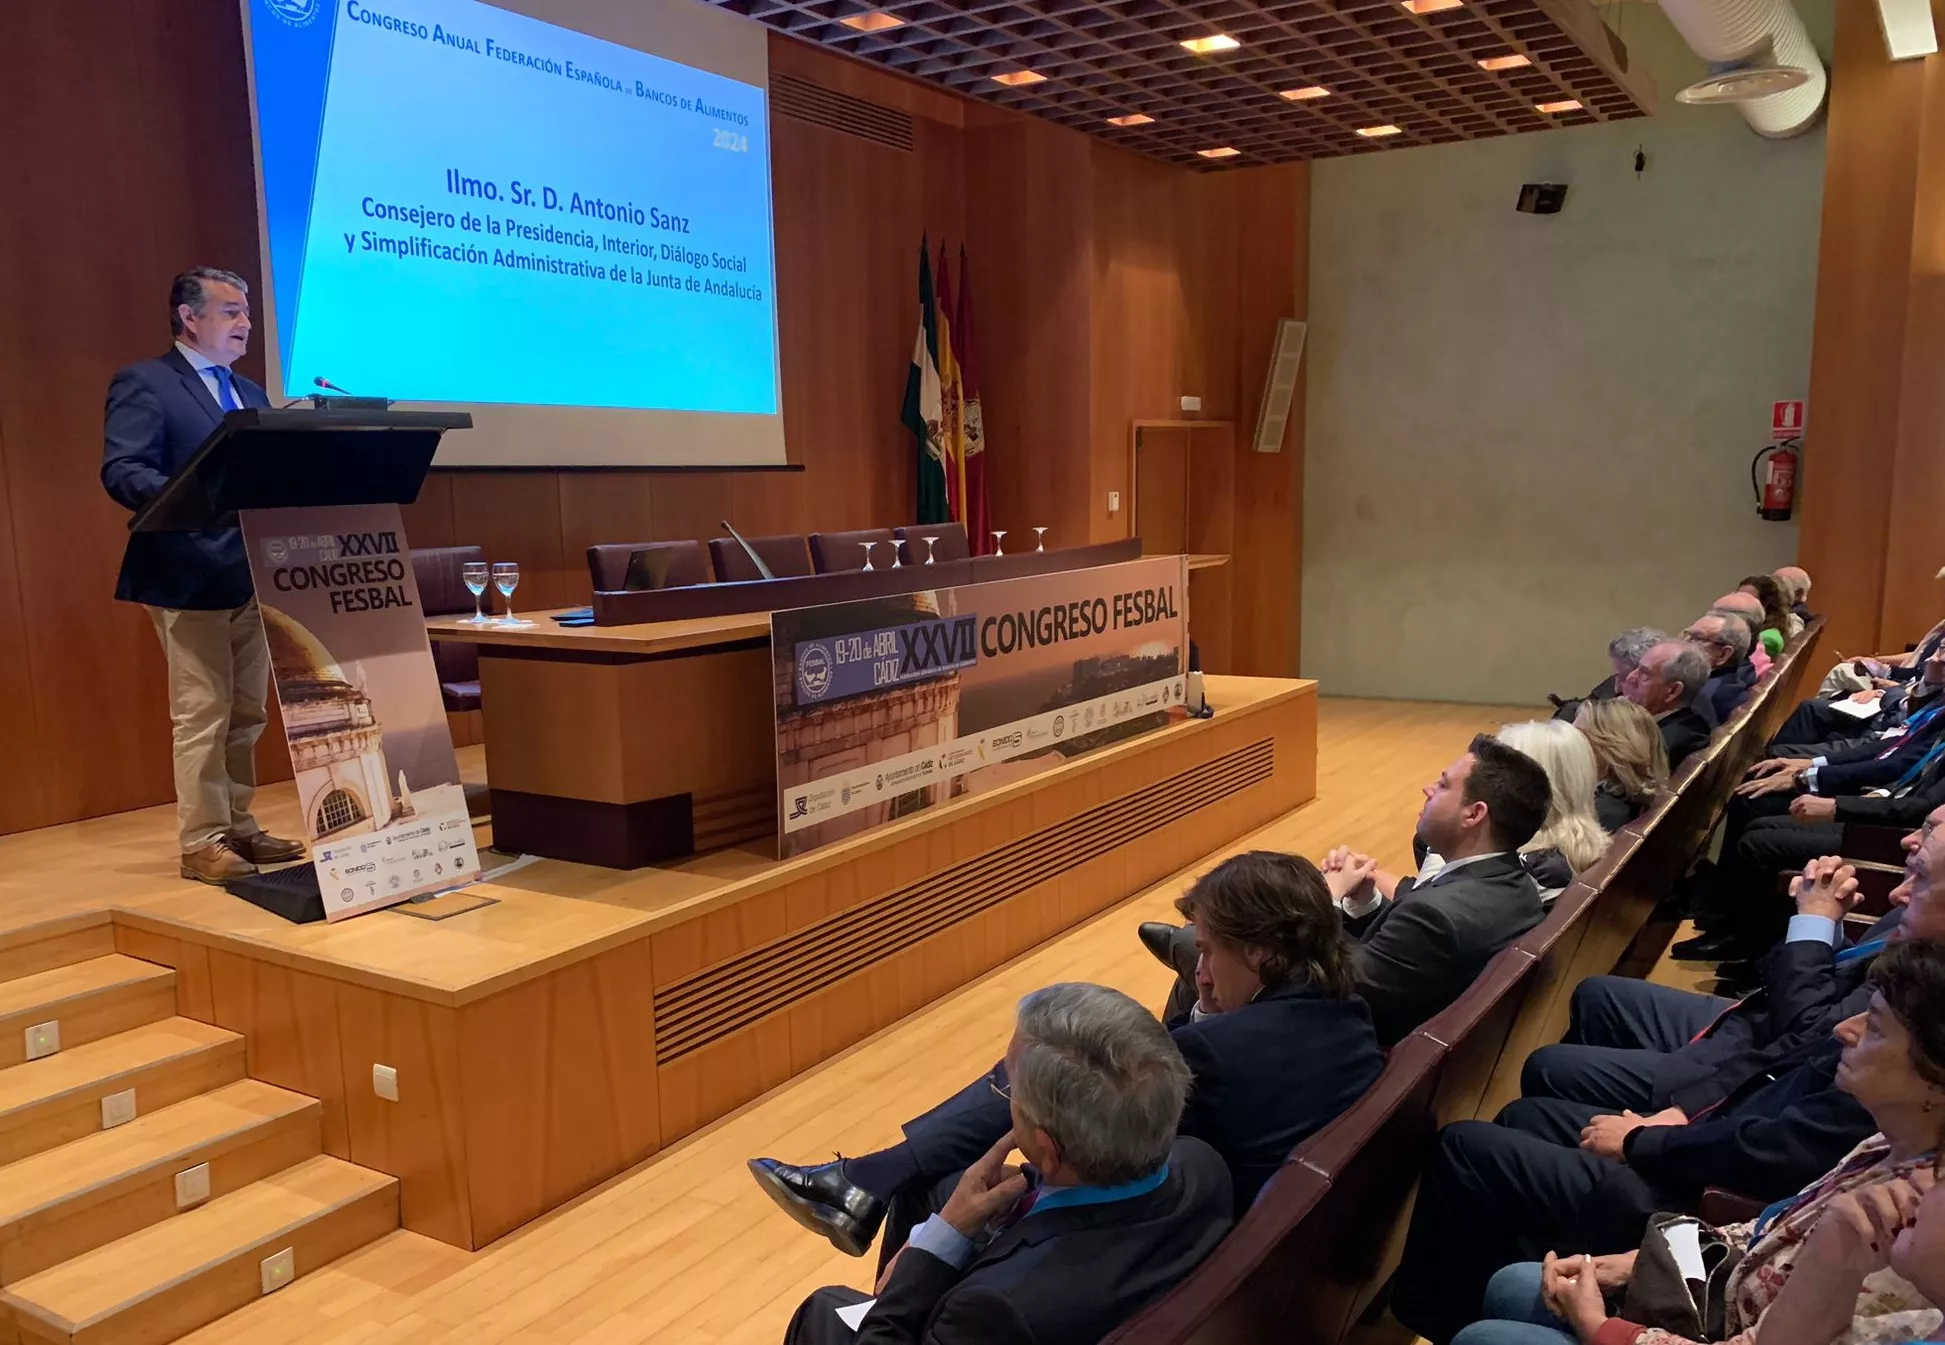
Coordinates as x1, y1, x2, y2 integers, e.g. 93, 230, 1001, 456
264, 0, 322, 26
797, 643, 834, 702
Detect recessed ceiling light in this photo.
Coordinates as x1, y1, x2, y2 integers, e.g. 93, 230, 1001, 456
1107, 113, 1155, 126
1281, 85, 1332, 100
1198, 146, 1241, 158
1180, 34, 1241, 53
991, 69, 1047, 86
1356, 124, 1402, 137
1401, 0, 1465, 13
1535, 97, 1582, 113
1477, 53, 1530, 70
838, 9, 904, 31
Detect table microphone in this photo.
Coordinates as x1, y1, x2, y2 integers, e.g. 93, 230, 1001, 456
309, 377, 391, 411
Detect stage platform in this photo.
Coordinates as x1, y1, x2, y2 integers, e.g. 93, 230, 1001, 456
0, 674, 1315, 1255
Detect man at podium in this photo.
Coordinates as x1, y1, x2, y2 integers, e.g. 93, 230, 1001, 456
99, 267, 304, 884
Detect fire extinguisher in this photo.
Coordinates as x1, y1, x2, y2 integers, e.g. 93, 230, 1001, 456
1752, 438, 1799, 521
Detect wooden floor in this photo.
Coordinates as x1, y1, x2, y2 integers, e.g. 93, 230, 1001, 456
0, 697, 1525, 1345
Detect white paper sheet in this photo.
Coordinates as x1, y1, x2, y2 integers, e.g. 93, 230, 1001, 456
836, 1299, 876, 1331
1830, 695, 1885, 720
1662, 1219, 1708, 1282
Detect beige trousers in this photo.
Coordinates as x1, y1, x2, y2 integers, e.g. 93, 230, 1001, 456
145, 601, 271, 852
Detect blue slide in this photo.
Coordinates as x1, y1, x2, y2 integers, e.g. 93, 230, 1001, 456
246, 0, 778, 414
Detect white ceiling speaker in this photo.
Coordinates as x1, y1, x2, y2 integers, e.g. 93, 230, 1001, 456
1252, 319, 1307, 453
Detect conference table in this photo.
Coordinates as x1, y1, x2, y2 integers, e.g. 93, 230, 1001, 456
428, 551, 1230, 867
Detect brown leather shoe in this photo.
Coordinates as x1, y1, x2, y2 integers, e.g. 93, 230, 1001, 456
227, 832, 307, 865
181, 841, 257, 885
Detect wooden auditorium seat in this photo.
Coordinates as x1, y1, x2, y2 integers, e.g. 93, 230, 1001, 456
707, 533, 814, 582
893, 522, 971, 564
1104, 617, 1826, 1345
585, 539, 713, 592
810, 527, 900, 572
410, 545, 486, 713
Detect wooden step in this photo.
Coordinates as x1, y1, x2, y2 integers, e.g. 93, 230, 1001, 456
0, 1081, 321, 1285
0, 1020, 244, 1168
0, 923, 115, 990
0, 957, 176, 1070
4, 1156, 398, 1345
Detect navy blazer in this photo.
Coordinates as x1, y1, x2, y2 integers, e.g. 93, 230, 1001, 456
1811, 707, 1945, 795
852, 1138, 1232, 1345
1167, 980, 1384, 1208
1659, 705, 1714, 771
101, 349, 270, 610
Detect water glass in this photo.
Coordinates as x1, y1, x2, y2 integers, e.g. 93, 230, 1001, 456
461, 561, 490, 623
1033, 527, 1049, 553
491, 562, 528, 627
860, 541, 877, 571
922, 536, 939, 565
991, 530, 1007, 557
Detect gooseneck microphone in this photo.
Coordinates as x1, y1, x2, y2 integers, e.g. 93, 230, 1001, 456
313, 375, 356, 396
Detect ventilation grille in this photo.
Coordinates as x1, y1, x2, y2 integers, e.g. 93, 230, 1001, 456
771, 71, 914, 151
656, 737, 1275, 1063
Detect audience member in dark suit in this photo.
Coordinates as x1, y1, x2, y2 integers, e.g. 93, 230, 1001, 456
1572, 699, 1668, 832
1685, 612, 1757, 728
1549, 628, 1665, 724
99, 268, 304, 884
1141, 735, 1551, 1045
750, 852, 1383, 1264
1619, 639, 1714, 770
1390, 822, 1945, 1345
780, 983, 1231, 1345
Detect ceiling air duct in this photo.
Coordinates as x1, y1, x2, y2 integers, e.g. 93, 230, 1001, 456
1660, 0, 1826, 137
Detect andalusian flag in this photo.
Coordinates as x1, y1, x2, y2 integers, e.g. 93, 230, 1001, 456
900, 240, 949, 525
934, 253, 965, 523
955, 246, 991, 553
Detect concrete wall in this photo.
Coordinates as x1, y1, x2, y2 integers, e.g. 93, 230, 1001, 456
1300, 0, 1831, 705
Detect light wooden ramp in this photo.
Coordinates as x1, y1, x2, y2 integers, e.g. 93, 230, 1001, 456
0, 926, 399, 1344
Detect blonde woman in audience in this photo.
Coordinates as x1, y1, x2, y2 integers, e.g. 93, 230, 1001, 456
1574, 699, 1671, 831
1495, 721, 1611, 888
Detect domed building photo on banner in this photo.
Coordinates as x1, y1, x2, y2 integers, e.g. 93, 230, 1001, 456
259, 604, 468, 849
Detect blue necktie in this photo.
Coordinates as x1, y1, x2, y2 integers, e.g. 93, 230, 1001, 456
210, 366, 240, 411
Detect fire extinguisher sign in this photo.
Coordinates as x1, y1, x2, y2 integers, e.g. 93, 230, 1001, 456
1772, 400, 1806, 441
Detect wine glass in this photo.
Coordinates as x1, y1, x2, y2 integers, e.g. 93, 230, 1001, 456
922, 536, 940, 565
461, 561, 490, 624
1033, 527, 1049, 553
991, 530, 1007, 557
491, 562, 529, 627
889, 539, 903, 568
859, 541, 877, 571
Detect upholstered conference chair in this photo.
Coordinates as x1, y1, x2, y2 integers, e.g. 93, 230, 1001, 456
708, 534, 814, 583
810, 528, 900, 572
585, 540, 713, 592
894, 522, 971, 564
409, 545, 486, 713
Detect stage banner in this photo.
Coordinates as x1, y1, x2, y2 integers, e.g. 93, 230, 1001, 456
240, 504, 480, 920
773, 555, 1189, 858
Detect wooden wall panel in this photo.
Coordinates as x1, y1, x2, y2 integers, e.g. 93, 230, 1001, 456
964, 108, 1095, 553
0, 418, 46, 834
335, 983, 474, 1249
457, 941, 661, 1247
1799, 4, 1928, 659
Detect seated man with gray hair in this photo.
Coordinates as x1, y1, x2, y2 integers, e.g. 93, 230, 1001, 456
1684, 609, 1757, 726
1548, 627, 1666, 723
780, 983, 1231, 1345
1619, 639, 1715, 770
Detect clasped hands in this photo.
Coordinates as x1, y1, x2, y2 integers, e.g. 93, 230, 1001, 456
1322, 846, 1380, 907
1541, 1250, 1637, 1345
1735, 756, 1813, 799
1790, 855, 1862, 922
